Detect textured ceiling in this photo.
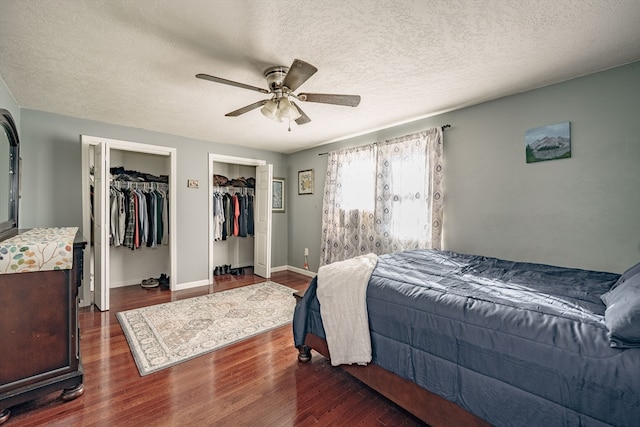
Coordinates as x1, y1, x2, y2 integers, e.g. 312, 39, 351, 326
1, 0, 639, 154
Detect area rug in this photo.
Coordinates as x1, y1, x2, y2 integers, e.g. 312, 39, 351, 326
116, 281, 296, 376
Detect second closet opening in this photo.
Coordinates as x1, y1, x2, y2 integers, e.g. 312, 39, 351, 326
211, 161, 256, 277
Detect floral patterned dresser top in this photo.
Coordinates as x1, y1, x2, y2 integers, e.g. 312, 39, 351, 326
0, 227, 78, 274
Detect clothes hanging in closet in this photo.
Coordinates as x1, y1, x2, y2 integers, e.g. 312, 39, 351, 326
212, 191, 254, 241
110, 185, 169, 249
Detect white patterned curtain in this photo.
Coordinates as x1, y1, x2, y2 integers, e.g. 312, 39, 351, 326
320, 128, 443, 266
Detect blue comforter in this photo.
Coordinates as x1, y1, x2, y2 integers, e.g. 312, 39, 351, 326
293, 249, 640, 426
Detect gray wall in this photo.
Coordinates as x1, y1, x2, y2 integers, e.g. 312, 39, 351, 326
15, 109, 288, 285
287, 62, 640, 274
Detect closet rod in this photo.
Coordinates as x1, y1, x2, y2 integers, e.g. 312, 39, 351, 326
213, 186, 255, 195
317, 124, 451, 156
111, 181, 168, 190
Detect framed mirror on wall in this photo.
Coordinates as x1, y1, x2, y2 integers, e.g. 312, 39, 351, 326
0, 109, 19, 241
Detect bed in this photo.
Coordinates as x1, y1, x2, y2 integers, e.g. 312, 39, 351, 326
293, 249, 640, 427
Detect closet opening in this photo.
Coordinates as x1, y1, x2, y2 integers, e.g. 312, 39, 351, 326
208, 154, 272, 285
81, 135, 177, 311
108, 150, 171, 290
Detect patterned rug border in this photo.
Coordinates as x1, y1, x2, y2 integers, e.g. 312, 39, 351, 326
116, 281, 296, 376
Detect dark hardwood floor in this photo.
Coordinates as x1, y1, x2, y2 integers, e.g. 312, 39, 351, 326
5, 270, 425, 426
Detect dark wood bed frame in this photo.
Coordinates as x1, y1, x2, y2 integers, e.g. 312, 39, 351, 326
297, 333, 489, 427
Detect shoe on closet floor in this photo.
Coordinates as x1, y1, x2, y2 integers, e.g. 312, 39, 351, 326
141, 278, 159, 288
159, 274, 170, 290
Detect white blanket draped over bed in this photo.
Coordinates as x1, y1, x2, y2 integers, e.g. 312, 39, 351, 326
316, 253, 378, 366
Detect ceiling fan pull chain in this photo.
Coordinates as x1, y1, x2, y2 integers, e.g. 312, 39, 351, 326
288, 116, 292, 132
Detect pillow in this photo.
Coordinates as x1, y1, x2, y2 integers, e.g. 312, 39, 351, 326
601, 267, 640, 348
608, 260, 640, 292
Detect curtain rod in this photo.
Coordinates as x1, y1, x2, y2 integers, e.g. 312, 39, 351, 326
318, 124, 451, 156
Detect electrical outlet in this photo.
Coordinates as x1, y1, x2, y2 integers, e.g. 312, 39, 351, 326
304, 248, 309, 256
187, 179, 199, 188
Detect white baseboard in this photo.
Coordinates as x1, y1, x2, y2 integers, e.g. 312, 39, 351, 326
270, 265, 287, 273
111, 277, 207, 292
281, 265, 316, 277
110, 278, 146, 288
174, 279, 210, 291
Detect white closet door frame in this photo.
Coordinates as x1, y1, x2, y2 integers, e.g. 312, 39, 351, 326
93, 142, 109, 310
208, 153, 268, 284
81, 135, 177, 310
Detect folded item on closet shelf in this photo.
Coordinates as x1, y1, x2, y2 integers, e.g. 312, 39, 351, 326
112, 173, 145, 182
110, 166, 126, 175
213, 174, 229, 186
110, 166, 169, 183
113, 173, 169, 183
213, 175, 256, 189
229, 178, 247, 187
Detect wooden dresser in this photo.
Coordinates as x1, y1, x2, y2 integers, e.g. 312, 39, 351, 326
0, 229, 86, 424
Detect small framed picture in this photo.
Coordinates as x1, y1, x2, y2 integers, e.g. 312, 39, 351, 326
272, 177, 285, 213
525, 121, 571, 163
298, 169, 314, 195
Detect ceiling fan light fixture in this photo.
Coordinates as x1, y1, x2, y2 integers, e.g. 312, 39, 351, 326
260, 99, 282, 122
260, 97, 301, 122
278, 97, 301, 120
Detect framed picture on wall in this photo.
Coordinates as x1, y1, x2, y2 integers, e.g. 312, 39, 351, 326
298, 169, 314, 195
525, 121, 571, 163
272, 177, 285, 212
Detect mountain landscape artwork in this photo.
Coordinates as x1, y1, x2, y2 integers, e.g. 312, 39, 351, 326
525, 121, 571, 163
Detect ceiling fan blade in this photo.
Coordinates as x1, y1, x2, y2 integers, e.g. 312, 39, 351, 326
298, 93, 361, 107
225, 100, 268, 117
282, 59, 318, 92
196, 73, 269, 94
291, 101, 311, 125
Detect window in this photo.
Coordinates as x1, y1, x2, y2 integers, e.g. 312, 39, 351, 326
320, 128, 443, 266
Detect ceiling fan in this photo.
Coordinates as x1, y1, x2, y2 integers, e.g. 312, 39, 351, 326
196, 59, 361, 129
